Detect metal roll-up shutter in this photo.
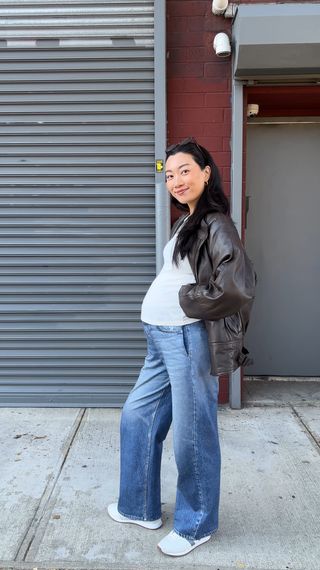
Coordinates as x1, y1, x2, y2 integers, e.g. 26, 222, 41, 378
0, 1, 158, 406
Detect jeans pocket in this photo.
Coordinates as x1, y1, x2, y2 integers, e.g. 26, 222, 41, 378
181, 325, 190, 357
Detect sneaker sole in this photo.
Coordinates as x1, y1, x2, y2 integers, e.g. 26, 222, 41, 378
107, 505, 162, 530
157, 534, 211, 557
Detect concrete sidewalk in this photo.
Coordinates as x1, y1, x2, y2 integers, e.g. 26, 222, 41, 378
0, 380, 320, 570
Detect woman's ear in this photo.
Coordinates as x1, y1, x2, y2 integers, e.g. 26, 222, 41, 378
204, 165, 211, 182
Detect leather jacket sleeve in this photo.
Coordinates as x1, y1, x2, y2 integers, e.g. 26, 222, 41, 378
178, 219, 256, 321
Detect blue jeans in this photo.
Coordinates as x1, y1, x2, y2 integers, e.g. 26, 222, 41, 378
118, 320, 221, 540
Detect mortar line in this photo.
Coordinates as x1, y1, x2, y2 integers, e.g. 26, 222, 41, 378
14, 408, 87, 562
290, 404, 320, 452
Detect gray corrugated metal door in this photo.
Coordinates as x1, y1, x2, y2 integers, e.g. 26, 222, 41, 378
0, 1, 159, 406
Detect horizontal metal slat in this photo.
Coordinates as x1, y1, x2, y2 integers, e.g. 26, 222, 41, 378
0, 155, 153, 165
0, 266, 155, 276
0, 60, 154, 72
0, 235, 155, 244
0, 314, 143, 323
0, 273, 153, 284
0, 229, 155, 238
0, 47, 154, 62
0, 72, 154, 83
0, 6, 153, 16
0, 361, 143, 370
0, 302, 141, 311
0, 124, 155, 133
0, 136, 154, 143
0, 319, 146, 330
0, 331, 144, 340
0, 105, 154, 116
0, 0, 152, 5
0, 205, 154, 214
0, 217, 155, 226
0, 186, 154, 195
0, 82, 154, 93
0, 244, 154, 254
0, 347, 145, 357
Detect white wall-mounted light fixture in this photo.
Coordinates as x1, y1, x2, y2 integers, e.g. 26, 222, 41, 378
213, 32, 231, 57
247, 103, 259, 117
212, 0, 228, 15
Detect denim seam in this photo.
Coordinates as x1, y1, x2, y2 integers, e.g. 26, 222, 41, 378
188, 325, 205, 539
182, 325, 191, 359
173, 527, 218, 541
143, 385, 167, 520
117, 507, 160, 523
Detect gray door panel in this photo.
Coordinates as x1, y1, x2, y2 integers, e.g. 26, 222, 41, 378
245, 123, 320, 376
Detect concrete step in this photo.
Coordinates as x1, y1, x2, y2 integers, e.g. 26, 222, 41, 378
243, 377, 320, 406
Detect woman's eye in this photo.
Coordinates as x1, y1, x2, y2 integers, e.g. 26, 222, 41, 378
181, 169, 189, 175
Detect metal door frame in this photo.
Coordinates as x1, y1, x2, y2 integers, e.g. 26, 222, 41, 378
154, 0, 170, 274
229, 76, 244, 409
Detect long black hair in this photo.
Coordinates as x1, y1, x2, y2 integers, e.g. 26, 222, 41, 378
165, 137, 230, 265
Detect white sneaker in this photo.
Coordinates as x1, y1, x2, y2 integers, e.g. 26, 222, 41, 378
157, 530, 211, 556
107, 503, 162, 530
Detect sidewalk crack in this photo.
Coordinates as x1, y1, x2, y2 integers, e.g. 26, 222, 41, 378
290, 405, 320, 453
14, 408, 87, 562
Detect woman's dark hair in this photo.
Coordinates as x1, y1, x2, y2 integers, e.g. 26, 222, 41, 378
165, 137, 230, 265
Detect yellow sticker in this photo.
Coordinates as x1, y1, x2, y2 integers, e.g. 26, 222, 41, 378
155, 159, 164, 172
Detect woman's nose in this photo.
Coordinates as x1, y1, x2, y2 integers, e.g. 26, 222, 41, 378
173, 174, 183, 188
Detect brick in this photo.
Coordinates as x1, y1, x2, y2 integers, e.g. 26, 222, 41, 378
174, 108, 224, 123
205, 93, 231, 107
167, 16, 189, 35
167, 31, 206, 48
222, 137, 231, 151
204, 18, 231, 33
204, 122, 231, 137
167, 77, 230, 93
203, 78, 231, 93
214, 151, 231, 168
224, 180, 231, 194
187, 15, 211, 32
196, 136, 223, 151
224, 108, 231, 123
167, 124, 205, 139
168, 46, 209, 63
168, 62, 204, 78
167, 77, 185, 93
223, 166, 231, 182
204, 61, 231, 78
168, 92, 205, 108
167, 0, 208, 17
218, 374, 229, 404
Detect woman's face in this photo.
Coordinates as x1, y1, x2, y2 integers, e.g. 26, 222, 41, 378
165, 152, 211, 214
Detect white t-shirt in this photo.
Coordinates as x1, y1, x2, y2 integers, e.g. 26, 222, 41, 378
141, 219, 201, 326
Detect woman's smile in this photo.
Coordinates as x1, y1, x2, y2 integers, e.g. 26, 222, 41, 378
175, 187, 189, 196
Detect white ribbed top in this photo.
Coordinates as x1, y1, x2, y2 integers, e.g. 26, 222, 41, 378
141, 219, 201, 326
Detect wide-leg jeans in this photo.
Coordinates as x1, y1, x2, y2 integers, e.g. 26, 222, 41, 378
117, 320, 221, 540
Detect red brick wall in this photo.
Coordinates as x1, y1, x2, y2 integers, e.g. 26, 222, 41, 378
166, 0, 233, 403
166, 0, 232, 201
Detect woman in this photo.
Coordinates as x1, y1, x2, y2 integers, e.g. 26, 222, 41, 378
108, 138, 256, 557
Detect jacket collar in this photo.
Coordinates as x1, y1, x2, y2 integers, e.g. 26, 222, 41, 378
187, 216, 211, 277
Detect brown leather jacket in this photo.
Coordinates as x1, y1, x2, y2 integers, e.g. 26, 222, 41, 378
171, 212, 256, 376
